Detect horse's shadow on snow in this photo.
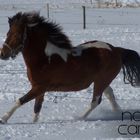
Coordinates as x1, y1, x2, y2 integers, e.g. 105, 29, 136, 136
4, 109, 140, 125
85, 109, 140, 121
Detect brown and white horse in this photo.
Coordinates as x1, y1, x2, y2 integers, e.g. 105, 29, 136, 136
0, 12, 140, 123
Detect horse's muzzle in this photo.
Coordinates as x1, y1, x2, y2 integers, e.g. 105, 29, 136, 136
0, 50, 10, 60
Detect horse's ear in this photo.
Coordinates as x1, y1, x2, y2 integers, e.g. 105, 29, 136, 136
8, 17, 12, 23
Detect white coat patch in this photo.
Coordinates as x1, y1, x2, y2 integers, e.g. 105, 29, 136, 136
27, 22, 39, 27
72, 41, 112, 56
45, 42, 71, 62
81, 41, 111, 50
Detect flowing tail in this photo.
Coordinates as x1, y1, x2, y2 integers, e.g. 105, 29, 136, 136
121, 48, 140, 86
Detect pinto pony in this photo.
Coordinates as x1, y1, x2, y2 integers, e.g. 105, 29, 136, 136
0, 12, 140, 123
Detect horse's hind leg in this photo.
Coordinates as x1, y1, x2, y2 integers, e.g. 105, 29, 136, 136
0, 86, 46, 123
81, 68, 121, 119
104, 86, 121, 111
81, 80, 108, 119
33, 94, 45, 122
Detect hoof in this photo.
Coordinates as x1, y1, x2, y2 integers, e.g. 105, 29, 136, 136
74, 116, 86, 121
113, 105, 121, 112
33, 118, 38, 123
0, 118, 7, 124
33, 113, 39, 123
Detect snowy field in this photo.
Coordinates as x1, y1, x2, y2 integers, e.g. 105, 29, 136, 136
0, 1, 140, 140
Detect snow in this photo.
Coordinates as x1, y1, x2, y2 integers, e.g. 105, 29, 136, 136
0, 0, 140, 140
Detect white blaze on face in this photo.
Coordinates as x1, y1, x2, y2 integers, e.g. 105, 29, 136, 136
45, 42, 71, 62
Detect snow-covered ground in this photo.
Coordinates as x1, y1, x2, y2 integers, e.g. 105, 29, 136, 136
0, 1, 140, 140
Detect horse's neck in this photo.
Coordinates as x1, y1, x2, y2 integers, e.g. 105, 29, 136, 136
22, 42, 46, 70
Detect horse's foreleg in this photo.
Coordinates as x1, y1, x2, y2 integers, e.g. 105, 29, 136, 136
104, 86, 121, 111
81, 81, 105, 119
0, 86, 46, 123
81, 95, 102, 119
0, 100, 21, 123
33, 94, 45, 122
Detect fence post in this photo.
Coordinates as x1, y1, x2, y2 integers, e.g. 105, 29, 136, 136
115, 0, 118, 7
47, 3, 49, 18
90, 0, 93, 4
97, 0, 101, 8
82, 6, 86, 29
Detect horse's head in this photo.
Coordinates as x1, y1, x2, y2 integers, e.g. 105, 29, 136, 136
0, 12, 27, 60
0, 12, 39, 60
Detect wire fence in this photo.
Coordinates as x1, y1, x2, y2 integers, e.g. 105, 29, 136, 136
0, 3, 140, 30
0, 4, 139, 71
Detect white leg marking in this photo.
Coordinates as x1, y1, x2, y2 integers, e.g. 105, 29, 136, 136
104, 86, 121, 111
0, 100, 21, 123
82, 96, 100, 119
33, 113, 39, 123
